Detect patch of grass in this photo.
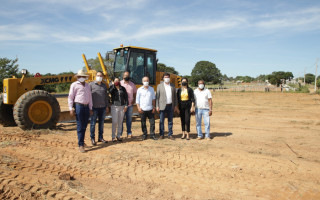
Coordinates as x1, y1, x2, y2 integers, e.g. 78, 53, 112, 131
25, 129, 59, 135
0, 141, 19, 148
213, 102, 224, 109
300, 126, 310, 130
296, 85, 310, 93
291, 120, 314, 125
1, 155, 19, 163
293, 136, 305, 140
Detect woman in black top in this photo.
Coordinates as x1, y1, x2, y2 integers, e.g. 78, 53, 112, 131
109, 77, 128, 141
177, 78, 195, 140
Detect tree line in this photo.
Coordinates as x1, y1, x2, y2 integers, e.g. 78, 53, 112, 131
1, 56, 320, 93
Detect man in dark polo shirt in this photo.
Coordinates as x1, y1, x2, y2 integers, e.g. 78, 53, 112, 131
89, 71, 109, 146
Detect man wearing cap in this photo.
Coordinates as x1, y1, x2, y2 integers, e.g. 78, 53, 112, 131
68, 70, 93, 153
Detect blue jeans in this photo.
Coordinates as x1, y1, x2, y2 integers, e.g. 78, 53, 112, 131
159, 104, 173, 136
121, 105, 133, 136
75, 104, 90, 147
90, 107, 106, 140
195, 108, 210, 138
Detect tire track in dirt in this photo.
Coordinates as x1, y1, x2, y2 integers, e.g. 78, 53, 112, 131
0, 131, 75, 149
104, 143, 320, 199
0, 155, 86, 200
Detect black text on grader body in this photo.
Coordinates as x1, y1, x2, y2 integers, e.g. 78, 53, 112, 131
0, 46, 181, 130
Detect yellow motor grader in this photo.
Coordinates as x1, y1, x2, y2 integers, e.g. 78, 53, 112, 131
0, 45, 181, 130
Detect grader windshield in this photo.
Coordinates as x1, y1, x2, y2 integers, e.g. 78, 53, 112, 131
114, 46, 156, 85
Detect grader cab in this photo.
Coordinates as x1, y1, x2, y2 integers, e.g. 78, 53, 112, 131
0, 45, 181, 130
110, 45, 181, 89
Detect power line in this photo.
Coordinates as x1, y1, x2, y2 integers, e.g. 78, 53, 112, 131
315, 58, 318, 92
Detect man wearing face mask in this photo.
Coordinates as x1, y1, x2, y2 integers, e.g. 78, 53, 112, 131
68, 70, 93, 153
136, 76, 157, 140
156, 72, 178, 140
194, 80, 212, 140
89, 71, 109, 146
120, 70, 137, 138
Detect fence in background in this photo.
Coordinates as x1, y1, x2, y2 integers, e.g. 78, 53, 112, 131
208, 85, 283, 92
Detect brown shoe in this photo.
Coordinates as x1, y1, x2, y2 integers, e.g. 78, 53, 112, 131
159, 135, 164, 139
197, 137, 202, 140
206, 137, 211, 141
79, 146, 85, 153
127, 135, 132, 138
168, 135, 175, 140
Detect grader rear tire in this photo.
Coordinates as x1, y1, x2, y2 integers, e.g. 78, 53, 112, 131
0, 94, 16, 126
13, 90, 60, 130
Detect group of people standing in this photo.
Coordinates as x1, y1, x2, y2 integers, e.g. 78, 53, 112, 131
68, 70, 212, 153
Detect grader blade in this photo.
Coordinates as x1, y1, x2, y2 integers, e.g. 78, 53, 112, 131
58, 111, 76, 123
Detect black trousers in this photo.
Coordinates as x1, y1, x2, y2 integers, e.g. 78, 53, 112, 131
179, 101, 191, 132
140, 110, 155, 136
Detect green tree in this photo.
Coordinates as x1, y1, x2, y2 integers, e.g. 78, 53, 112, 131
256, 74, 266, 82
191, 61, 222, 86
83, 55, 114, 79
266, 71, 294, 86
316, 80, 320, 89
235, 76, 254, 83
0, 57, 19, 92
182, 75, 191, 80
305, 73, 315, 84
39, 73, 56, 93
157, 63, 179, 75
34, 71, 74, 93
222, 74, 229, 81
285, 72, 294, 80
56, 71, 74, 93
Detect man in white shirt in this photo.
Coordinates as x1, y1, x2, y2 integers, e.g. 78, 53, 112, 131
136, 76, 157, 140
194, 80, 212, 140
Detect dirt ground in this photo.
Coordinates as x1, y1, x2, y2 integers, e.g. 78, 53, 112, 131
1, 92, 320, 200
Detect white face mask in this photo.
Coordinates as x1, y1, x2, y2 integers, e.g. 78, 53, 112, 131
143, 81, 149, 87
96, 77, 103, 82
78, 77, 86, 82
199, 84, 205, 89
164, 78, 170, 83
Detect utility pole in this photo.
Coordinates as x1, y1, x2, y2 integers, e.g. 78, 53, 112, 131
304, 68, 306, 85
315, 58, 318, 92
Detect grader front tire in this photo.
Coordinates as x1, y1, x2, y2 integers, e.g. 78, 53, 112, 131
13, 90, 60, 130
0, 94, 16, 126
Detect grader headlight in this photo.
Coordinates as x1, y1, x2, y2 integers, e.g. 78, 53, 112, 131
21, 69, 28, 75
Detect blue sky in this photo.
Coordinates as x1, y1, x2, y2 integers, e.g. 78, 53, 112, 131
1, 0, 320, 78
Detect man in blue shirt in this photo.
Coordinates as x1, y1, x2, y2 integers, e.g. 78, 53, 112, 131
136, 76, 157, 140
